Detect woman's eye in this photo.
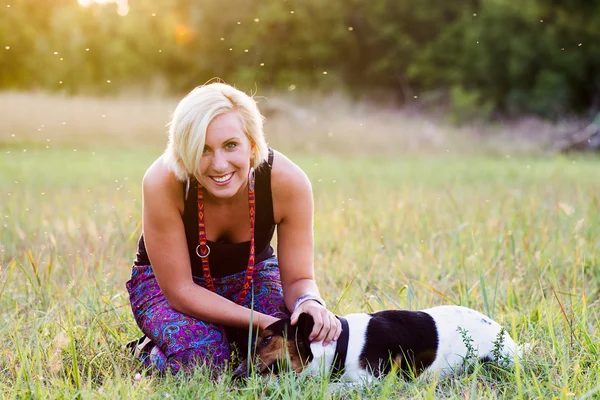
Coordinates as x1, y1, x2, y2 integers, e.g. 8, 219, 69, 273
202, 147, 210, 154
225, 142, 237, 149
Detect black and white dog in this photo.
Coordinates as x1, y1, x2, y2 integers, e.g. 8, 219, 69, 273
234, 305, 519, 382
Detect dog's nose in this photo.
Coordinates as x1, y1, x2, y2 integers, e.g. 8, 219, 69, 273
233, 362, 249, 379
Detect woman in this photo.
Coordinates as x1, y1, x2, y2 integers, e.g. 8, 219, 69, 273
126, 82, 341, 374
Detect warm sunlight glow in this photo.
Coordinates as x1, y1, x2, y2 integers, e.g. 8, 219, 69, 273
77, 0, 129, 16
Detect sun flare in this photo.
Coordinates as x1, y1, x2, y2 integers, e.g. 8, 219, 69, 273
77, 0, 129, 16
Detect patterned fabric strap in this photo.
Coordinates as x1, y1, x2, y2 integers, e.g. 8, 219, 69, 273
197, 188, 215, 291
239, 167, 256, 303
197, 168, 256, 304
292, 293, 326, 312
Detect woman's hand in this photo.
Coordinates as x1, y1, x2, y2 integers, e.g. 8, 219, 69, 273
290, 300, 342, 346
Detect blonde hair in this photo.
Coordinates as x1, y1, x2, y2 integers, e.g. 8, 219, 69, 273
163, 82, 268, 181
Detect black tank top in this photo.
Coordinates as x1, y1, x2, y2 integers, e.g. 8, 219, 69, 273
134, 149, 276, 278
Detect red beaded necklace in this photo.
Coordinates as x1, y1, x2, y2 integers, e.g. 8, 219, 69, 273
196, 168, 256, 304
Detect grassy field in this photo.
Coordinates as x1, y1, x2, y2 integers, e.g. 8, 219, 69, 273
1, 94, 599, 398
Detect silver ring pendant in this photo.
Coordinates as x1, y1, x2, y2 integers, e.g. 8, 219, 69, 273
196, 244, 210, 258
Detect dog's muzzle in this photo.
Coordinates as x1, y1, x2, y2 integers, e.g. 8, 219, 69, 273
233, 362, 249, 379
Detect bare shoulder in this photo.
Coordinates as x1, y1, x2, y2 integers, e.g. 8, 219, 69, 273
271, 150, 312, 199
271, 150, 313, 223
143, 156, 185, 214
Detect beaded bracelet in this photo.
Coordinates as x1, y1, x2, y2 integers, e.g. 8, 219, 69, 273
292, 294, 326, 312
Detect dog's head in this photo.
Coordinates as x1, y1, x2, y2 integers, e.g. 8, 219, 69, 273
233, 313, 314, 378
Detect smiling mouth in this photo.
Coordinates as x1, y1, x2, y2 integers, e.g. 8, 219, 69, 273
211, 172, 233, 184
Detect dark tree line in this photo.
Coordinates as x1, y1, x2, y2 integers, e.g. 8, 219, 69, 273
1, 0, 598, 120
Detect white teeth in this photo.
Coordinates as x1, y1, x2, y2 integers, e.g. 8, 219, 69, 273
212, 173, 232, 183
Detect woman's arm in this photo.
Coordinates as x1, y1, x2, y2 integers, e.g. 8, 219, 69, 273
271, 151, 342, 345
141, 157, 277, 330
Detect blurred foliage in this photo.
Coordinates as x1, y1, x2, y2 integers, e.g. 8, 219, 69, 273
1, 0, 599, 120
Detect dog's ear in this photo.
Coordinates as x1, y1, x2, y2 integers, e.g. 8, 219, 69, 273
291, 313, 315, 363
296, 313, 315, 347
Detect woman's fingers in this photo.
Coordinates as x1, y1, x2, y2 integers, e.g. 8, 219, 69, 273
310, 308, 339, 344
313, 309, 332, 342
322, 314, 339, 346
291, 301, 341, 345
289, 308, 301, 325
309, 310, 324, 341
334, 317, 342, 341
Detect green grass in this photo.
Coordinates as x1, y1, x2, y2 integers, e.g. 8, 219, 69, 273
1, 145, 599, 399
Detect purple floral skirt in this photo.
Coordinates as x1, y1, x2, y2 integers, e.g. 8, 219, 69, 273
125, 256, 289, 374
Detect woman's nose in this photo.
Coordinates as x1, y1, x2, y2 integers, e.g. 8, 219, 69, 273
211, 150, 229, 172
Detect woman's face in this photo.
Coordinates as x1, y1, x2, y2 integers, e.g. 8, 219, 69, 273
197, 112, 253, 201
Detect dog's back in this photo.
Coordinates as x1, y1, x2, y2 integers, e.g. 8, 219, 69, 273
359, 310, 439, 377
421, 305, 519, 376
